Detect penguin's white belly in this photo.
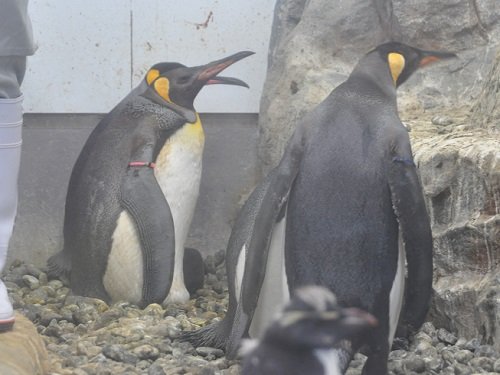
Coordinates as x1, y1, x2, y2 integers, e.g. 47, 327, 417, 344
104, 121, 204, 304
248, 212, 290, 338
314, 349, 342, 375
388, 236, 406, 346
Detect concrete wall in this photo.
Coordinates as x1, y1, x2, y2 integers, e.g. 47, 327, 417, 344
25, 0, 275, 113
8, 113, 259, 268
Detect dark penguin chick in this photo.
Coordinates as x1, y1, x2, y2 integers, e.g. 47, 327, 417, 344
47, 51, 254, 308
181, 42, 456, 375
241, 286, 377, 375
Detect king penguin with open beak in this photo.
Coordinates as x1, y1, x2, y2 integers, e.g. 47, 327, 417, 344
183, 42, 456, 374
47, 51, 254, 307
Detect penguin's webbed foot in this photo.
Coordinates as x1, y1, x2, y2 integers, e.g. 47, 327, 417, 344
46, 251, 71, 281
179, 321, 227, 350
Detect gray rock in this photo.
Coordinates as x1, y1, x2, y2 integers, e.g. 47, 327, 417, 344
388, 359, 404, 375
441, 348, 456, 365
470, 356, 494, 372
424, 356, 443, 372
470, 50, 500, 131
454, 363, 473, 375
195, 346, 224, 359
431, 115, 454, 126
43, 319, 63, 338
438, 328, 458, 345
48, 279, 64, 290
132, 344, 160, 361
389, 350, 407, 360
403, 354, 426, 373
475, 345, 499, 358
465, 338, 482, 352
148, 362, 166, 375
222, 365, 242, 375
455, 349, 474, 364
22, 274, 40, 290
494, 358, 500, 372
415, 134, 500, 349
102, 344, 138, 364
440, 367, 456, 375
23, 287, 48, 304
39, 307, 63, 326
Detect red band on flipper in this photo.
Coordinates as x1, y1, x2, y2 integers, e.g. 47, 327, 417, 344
128, 162, 156, 169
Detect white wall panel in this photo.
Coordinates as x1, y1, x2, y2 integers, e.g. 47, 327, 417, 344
132, 0, 275, 113
23, 0, 132, 113
22, 0, 276, 113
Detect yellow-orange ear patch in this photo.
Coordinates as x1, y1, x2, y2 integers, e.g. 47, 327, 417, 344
146, 69, 160, 85
388, 53, 405, 85
154, 77, 171, 102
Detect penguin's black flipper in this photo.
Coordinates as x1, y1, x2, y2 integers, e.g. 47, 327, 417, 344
388, 128, 433, 335
227, 120, 312, 357
120, 165, 175, 308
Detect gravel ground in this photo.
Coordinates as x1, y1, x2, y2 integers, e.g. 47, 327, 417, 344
4, 252, 500, 375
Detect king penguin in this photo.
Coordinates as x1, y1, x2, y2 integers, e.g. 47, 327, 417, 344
47, 51, 254, 307
182, 42, 456, 374
241, 286, 377, 375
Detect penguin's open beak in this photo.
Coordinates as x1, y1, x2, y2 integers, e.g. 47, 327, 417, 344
197, 51, 255, 88
419, 50, 457, 67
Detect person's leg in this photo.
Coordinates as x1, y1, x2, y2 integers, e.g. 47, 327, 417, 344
0, 55, 26, 331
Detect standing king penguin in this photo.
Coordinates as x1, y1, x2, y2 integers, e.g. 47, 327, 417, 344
183, 42, 456, 374
47, 51, 254, 307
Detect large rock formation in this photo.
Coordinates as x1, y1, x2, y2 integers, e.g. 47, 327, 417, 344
258, 0, 500, 349
471, 49, 500, 131
410, 119, 499, 349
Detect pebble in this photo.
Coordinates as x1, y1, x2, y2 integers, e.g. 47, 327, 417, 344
22, 274, 40, 289
455, 349, 474, 364
431, 115, 454, 126
438, 328, 458, 345
4, 259, 499, 374
196, 346, 225, 359
494, 358, 500, 372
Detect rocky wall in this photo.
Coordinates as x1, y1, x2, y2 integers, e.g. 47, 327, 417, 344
411, 120, 499, 349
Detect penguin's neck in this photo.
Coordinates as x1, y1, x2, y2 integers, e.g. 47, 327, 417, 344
348, 53, 398, 104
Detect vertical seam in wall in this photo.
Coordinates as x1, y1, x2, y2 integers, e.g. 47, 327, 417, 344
130, 1, 134, 90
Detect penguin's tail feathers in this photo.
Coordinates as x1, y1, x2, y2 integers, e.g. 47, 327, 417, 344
46, 250, 71, 280
179, 321, 228, 350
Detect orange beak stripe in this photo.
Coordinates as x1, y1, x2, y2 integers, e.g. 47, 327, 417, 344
419, 55, 441, 67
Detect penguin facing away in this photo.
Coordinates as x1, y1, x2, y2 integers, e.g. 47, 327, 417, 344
241, 286, 377, 375
47, 51, 254, 307
182, 42, 456, 373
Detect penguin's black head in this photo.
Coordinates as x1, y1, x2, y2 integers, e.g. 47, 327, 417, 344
141, 51, 254, 123
145, 62, 186, 86
265, 286, 377, 349
373, 42, 457, 87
